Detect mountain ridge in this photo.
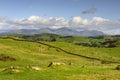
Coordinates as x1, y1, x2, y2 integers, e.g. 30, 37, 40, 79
0, 27, 104, 36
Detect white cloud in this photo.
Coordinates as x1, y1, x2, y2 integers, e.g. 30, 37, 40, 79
4, 16, 69, 29
69, 16, 90, 27
72, 17, 89, 25
48, 17, 68, 27
0, 16, 120, 35
28, 16, 40, 21
92, 17, 109, 22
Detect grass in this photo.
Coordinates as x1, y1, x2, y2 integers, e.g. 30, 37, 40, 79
0, 38, 120, 80
47, 42, 120, 62
0, 66, 119, 80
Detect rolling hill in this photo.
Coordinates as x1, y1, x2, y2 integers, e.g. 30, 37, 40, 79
0, 36, 120, 80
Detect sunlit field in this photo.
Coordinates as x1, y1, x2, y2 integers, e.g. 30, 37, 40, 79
0, 37, 120, 80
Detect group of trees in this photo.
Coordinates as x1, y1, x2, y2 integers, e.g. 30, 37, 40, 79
74, 38, 118, 48
20, 33, 58, 42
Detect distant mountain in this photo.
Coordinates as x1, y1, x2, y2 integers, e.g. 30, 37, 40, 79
0, 27, 104, 36
52, 27, 78, 36
76, 30, 104, 36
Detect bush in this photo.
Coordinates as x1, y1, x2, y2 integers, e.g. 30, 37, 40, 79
116, 65, 120, 70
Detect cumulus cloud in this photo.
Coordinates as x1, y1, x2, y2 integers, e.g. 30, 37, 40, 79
4, 16, 68, 29
69, 16, 90, 27
0, 16, 120, 35
0, 16, 9, 29
92, 17, 109, 22
82, 8, 97, 14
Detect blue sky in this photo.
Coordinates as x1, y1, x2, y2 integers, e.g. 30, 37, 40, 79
0, 0, 120, 19
0, 0, 120, 34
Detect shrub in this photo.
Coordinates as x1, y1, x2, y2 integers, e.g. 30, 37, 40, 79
116, 65, 120, 70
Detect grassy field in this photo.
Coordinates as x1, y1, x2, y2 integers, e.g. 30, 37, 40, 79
0, 37, 120, 80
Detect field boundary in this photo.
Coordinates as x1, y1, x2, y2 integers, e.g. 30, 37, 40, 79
0, 36, 120, 64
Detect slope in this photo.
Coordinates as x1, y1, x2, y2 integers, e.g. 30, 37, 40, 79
0, 37, 120, 80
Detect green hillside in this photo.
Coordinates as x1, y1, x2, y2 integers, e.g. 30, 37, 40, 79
5, 34, 120, 48
0, 37, 120, 80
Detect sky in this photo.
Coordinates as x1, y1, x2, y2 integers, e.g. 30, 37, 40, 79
0, 0, 120, 35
